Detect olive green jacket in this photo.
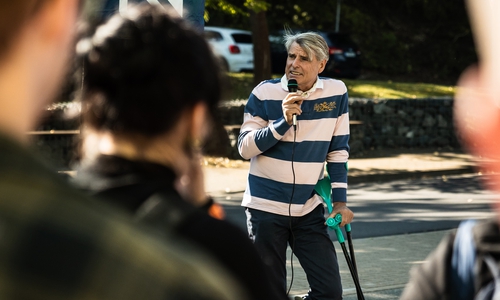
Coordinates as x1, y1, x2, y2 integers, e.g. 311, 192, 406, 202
0, 134, 247, 300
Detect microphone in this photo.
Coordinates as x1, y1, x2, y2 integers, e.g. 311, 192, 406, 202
287, 79, 298, 92
287, 79, 298, 129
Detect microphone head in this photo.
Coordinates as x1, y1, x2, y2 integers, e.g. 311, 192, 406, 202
287, 79, 298, 92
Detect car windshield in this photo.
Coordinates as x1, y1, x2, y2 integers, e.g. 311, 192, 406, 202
232, 33, 252, 44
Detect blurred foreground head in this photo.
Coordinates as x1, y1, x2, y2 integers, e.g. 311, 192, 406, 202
0, 0, 80, 140
455, 0, 500, 213
0, 2, 248, 299
77, 3, 224, 139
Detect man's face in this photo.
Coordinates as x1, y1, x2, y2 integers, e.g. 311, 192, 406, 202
285, 41, 326, 91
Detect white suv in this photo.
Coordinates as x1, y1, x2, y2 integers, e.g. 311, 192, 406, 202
204, 26, 254, 72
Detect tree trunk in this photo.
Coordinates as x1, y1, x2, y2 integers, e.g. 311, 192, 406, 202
250, 10, 272, 87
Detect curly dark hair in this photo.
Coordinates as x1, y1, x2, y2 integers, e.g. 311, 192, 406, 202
76, 3, 225, 137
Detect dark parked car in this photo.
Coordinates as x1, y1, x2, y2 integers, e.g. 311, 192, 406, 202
270, 30, 361, 79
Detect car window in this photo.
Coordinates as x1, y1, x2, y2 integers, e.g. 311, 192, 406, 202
231, 33, 252, 44
204, 30, 223, 42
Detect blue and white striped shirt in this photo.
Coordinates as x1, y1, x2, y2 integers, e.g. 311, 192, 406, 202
238, 75, 350, 217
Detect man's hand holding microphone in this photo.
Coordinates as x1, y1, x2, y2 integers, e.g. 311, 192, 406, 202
283, 79, 304, 128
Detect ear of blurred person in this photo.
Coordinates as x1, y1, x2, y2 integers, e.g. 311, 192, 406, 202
177, 102, 213, 205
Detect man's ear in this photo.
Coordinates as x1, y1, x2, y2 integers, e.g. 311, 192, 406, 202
318, 59, 327, 74
455, 65, 500, 189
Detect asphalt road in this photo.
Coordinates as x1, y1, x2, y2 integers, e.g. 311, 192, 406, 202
216, 173, 498, 239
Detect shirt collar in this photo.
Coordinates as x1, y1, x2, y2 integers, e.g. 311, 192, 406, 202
280, 74, 323, 97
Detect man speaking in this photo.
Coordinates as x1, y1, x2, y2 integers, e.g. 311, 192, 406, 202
238, 31, 354, 300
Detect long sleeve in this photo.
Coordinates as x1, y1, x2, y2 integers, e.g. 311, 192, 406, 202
327, 92, 350, 202
238, 92, 291, 160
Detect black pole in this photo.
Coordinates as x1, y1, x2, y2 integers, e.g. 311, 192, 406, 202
340, 242, 364, 300
346, 231, 358, 273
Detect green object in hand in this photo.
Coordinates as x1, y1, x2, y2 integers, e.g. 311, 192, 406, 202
314, 173, 332, 213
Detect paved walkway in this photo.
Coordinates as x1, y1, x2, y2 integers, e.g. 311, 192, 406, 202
285, 230, 450, 299
203, 149, 482, 299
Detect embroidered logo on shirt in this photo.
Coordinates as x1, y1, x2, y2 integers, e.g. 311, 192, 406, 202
314, 101, 336, 112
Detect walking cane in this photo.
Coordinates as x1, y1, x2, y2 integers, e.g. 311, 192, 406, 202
326, 215, 364, 300
345, 223, 357, 272
315, 169, 364, 299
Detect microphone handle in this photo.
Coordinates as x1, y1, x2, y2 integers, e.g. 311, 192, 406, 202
292, 114, 297, 126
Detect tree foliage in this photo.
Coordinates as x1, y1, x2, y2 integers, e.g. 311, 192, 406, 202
205, 0, 477, 84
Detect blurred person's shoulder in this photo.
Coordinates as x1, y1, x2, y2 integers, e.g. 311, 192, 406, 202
0, 134, 248, 300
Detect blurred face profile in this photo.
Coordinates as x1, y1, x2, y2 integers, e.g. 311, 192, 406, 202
455, 0, 500, 196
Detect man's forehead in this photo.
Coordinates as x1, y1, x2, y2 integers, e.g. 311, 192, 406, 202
289, 42, 310, 58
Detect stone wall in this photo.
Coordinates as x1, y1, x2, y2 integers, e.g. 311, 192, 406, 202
348, 97, 461, 155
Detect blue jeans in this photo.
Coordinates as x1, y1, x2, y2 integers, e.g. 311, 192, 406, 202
245, 205, 343, 300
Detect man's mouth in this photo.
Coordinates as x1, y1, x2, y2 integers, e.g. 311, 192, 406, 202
290, 71, 301, 76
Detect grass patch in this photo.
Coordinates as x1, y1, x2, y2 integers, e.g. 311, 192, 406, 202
225, 73, 257, 100
225, 73, 456, 100
343, 79, 456, 99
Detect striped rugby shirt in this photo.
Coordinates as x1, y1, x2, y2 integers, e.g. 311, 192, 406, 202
238, 75, 350, 217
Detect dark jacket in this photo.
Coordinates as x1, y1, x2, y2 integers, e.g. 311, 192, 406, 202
400, 218, 500, 300
0, 134, 247, 299
73, 155, 288, 300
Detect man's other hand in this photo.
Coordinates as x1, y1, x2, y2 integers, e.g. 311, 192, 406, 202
328, 202, 354, 227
